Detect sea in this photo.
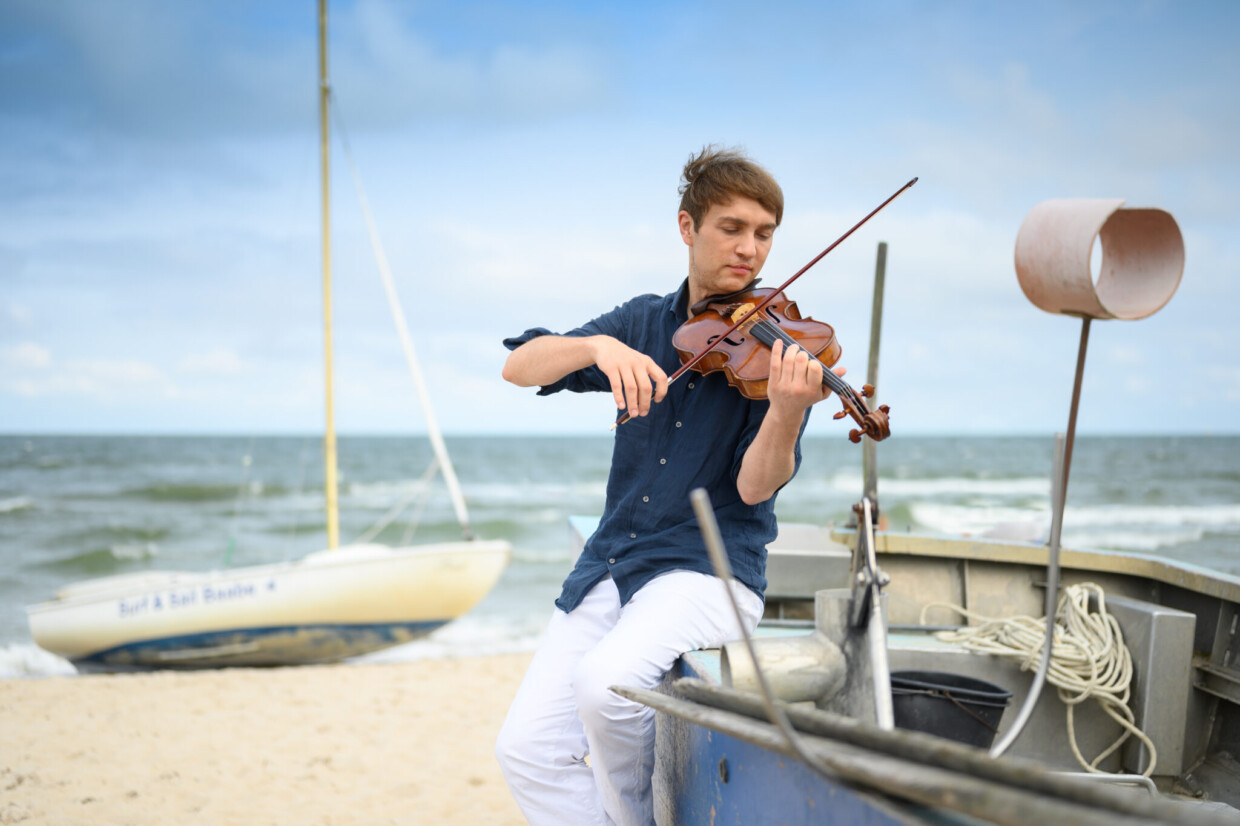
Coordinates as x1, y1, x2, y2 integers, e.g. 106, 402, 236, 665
2, 433, 1238, 678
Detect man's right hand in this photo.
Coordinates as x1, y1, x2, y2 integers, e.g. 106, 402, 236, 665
590, 336, 668, 419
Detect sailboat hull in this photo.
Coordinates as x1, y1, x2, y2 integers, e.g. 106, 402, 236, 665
26, 541, 510, 668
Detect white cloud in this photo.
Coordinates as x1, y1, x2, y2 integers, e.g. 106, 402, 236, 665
178, 348, 247, 376
1, 342, 51, 369
1206, 365, 1240, 402
3, 356, 174, 401
3, 301, 33, 326
1106, 345, 1144, 366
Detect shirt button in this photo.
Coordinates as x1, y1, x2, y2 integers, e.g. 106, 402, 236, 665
609, 557, 616, 564
659, 458, 667, 465
642, 496, 650, 503
675, 421, 682, 428
688, 382, 695, 389
629, 533, 636, 539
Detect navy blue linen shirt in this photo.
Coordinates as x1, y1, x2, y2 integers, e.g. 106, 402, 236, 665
503, 279, 810, 613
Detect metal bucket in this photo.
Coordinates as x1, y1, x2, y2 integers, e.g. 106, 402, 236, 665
890, 670, 1012, 749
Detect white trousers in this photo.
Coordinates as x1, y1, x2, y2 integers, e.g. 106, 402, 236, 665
495, 571, 763, 826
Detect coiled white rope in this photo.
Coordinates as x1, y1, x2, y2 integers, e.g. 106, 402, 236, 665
920, 582, 1158, 777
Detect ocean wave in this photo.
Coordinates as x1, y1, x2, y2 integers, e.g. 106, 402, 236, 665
0, 643, 77, 678
340, 478, 609, 514
909, 503, 1049, 537
909, 501, 1239, 548
32, 543, 160, 575
1066, 503, 1240, 529
0, 496, 33, 514
344, 478, 432, 505
125, 482, 274, 503
830, 472, 1050, 498
59, 523, 169, 546
1066, 527, 1206, 553
352, 612, 545, 663
463, 480, 610, 505
510, 546, 575, 564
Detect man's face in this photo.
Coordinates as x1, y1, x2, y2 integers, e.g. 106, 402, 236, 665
680, 196, 778, 305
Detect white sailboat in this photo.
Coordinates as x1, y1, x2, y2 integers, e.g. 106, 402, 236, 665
25, 2, 510, 669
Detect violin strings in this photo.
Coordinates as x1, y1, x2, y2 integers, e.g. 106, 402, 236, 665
749, 318, 861, 406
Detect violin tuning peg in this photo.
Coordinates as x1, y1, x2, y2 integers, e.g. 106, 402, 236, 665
833, 410, 847, 421
861, 384, 875, 398
848, 429, 863, 444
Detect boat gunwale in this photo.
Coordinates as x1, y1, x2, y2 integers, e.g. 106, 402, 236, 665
831, 525, 1240, 603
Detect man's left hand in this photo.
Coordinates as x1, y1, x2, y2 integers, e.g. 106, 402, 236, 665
766, 339, 840, 416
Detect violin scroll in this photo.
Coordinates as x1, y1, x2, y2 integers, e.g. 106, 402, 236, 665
848, 404, 891, 444
830, 383, 890, 442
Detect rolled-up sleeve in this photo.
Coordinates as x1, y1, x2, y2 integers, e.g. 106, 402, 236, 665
502, 299, 645, 396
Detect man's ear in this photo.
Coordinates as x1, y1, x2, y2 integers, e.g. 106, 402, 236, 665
678, 210, 695, 246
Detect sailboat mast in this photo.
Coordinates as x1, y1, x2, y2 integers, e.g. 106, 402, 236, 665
319, 0, 340, 550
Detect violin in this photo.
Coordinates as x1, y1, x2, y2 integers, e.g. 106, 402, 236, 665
672, 284, 891, 443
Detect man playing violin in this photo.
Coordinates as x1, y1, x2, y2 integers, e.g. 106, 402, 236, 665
495, 146, 844, 826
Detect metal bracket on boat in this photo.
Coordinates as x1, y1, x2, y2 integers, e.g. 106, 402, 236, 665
849, 497, 894, 729
848, 497, 889, 630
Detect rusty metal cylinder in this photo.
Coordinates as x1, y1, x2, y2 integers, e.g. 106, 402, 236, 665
1014, 198, 1184, 320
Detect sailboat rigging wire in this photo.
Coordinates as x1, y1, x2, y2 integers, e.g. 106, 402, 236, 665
329, 96, 474, 540
352, 457, 441, 546
224, 437, 255, 566
400, 490, 432, 546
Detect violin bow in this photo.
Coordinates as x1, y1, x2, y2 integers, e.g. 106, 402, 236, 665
613, 176, 918, 429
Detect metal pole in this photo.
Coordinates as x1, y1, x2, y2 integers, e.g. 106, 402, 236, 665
989, 433, 1064, 757
319, 0, 339, 550
860, 498, 894, 730
1057, 316, 1092, 512
862, 242, 887, 510
990, 316, 1092, 757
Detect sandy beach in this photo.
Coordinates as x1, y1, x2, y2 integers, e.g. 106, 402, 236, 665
0, 653, 533, 825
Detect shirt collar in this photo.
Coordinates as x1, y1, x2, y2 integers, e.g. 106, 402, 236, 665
669, 278, 691, 324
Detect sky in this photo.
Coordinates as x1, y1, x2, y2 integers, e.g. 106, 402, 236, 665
1, 0, 1237, 438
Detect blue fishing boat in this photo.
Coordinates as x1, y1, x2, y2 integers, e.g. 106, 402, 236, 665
602, 197, 1239, 823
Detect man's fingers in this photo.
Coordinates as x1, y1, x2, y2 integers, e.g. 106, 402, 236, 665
766, 339, 840, 408
637, 359, 669, 413
622, 367, 643, 416
650, 362, 669, 403
792, 344, 811, 381
806, 352, 824, 384
633, 367, 653, 415
768, 339, 786, 382
608, 369, 628, 411
609, 359, 669, 417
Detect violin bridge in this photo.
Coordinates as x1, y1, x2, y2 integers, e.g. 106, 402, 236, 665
728, 303, 757, 328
